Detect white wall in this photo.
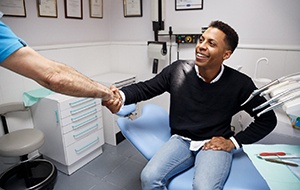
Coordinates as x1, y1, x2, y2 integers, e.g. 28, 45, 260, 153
1, 0, 111, 46
109, 0, 300, 46
3, 0, 300, 46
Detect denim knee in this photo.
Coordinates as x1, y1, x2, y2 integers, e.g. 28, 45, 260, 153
193, 150, 232, 190
140, 166, 151, 186
141, 164, 166, 190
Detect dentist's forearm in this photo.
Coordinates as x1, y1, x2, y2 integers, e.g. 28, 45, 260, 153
1, 46, 113, 100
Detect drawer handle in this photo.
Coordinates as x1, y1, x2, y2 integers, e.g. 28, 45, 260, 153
69, 98, 93, 107
72, 115, 98, 130
75, 137, 100, 154
55, 110, 59, 124
71, 109, 97, 122
70, 102, 97, 115
73, 124, 99, 139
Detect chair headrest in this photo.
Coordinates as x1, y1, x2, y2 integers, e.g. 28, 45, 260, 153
0, 102, 26, 115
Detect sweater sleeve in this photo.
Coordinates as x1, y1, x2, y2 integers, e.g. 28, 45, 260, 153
234, 87, 277, 146
121, 64, 172, 105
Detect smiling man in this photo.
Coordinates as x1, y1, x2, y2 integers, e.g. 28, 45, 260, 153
105, 20, 277, 190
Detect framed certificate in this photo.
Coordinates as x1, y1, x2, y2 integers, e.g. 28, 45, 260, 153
90, 0, 103, 18
175, 0, 203, 11
37, 0, 58, 18
0, 0, 26, 17
65, 0, 82, 19
123, 0, 142, 17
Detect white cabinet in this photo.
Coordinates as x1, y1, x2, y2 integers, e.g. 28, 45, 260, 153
31, 93, 104, 175
91, 72, 137, 146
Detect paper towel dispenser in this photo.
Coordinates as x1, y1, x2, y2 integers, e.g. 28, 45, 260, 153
147, 41, 167, 74
147, 41, 167, 59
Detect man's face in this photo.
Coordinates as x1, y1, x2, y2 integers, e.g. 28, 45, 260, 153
195, 27, 231, 69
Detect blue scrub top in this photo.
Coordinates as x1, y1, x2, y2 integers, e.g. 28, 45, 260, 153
0, 19, 27, 63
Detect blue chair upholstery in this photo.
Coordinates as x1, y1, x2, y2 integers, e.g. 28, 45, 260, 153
117, 104, 170, 160
117, 104, 269, 190
116, 104, 137, 117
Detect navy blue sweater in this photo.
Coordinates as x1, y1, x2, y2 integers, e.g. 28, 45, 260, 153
121, 60, 277, 146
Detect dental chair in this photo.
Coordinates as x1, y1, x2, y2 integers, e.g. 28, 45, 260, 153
0, 102, 57, 190
117, 104, 269, 190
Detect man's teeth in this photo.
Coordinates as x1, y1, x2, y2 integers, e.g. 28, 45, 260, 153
197, 53, 207, 57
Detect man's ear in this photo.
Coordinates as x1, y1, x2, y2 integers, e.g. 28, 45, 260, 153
223, 50, 232, 60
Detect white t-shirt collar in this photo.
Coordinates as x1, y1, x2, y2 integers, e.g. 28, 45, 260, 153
194, 64, 224, 83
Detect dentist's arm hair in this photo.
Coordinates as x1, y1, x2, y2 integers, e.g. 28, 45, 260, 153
1, 46, 113, 101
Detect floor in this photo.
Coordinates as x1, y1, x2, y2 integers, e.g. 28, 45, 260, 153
0, 140, 147, 190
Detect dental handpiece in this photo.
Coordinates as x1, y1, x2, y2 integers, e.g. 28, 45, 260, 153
253, 89, 290, 111
259, 81, 291, 97
253, 85, 300, 111
241, 80, 280, 106
241, 72, 300, 106
257, 92, 300, 117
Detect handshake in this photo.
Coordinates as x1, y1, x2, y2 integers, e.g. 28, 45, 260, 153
102, 86, 123, 114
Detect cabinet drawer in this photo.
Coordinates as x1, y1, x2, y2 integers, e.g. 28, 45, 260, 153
60, 106, 102, 127
59, 99, 101, 119
62, 113, 103, 134
65, 129, 104, 165
64, 121, 102, 146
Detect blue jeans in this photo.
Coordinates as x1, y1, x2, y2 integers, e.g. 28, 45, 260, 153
141, 135, 233, 190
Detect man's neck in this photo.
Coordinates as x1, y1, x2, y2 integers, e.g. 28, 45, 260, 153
195, 65, 224, 83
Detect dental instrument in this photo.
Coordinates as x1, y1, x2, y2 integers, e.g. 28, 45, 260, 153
259, 81, 292, 97
241, 72, 300, 106
253, 85, 300, 112
257, 92, 300, 117
264, 158, 298, 167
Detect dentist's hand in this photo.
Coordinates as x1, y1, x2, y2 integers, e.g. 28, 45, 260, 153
102, 86, 123, 114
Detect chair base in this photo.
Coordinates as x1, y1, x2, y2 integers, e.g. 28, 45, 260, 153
0, 159, 57, 190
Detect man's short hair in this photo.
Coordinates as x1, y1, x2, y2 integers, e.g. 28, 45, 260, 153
209, 20, 239, 53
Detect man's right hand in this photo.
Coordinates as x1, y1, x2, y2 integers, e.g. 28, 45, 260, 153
102, 86, 123, 114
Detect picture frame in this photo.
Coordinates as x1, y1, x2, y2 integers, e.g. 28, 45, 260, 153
0, 0, 26, 17
90, 0, 103, 19
123, 0, 142, 17
65, 0, 83, 19
37, 0, 58, 18
175, 0, 203, 11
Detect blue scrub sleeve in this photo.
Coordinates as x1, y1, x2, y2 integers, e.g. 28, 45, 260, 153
0, 21, 27, 63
